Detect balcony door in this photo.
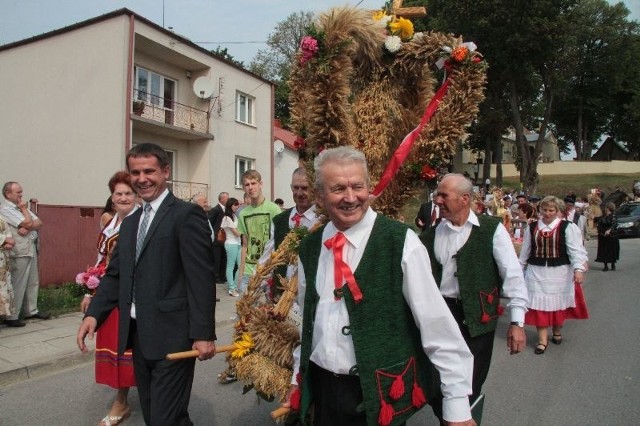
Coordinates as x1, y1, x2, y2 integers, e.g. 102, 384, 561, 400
135, 67, 176, 125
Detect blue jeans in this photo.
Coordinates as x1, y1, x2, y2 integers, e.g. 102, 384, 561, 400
224, 243, 241, 291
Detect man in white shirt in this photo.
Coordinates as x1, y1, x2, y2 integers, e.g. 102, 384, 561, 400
421, 173, 529, 423
0, 182, 49, 326
289, 147, 475, 426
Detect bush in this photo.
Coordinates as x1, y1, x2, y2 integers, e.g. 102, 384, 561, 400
37, 282, 85, 317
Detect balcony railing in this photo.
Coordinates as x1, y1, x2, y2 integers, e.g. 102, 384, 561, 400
169, 180, 209, 202
133, 89, 209, 134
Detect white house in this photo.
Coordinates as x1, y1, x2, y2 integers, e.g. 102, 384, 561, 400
0, 9, 275, 284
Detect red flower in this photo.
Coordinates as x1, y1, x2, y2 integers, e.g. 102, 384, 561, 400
294, 136, 306, 150
420, 164, 437, 181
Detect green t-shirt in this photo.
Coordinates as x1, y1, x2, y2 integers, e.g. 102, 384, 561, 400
237, 200, 282, 276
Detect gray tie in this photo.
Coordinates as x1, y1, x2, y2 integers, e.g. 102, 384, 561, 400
136, 203, 152, 261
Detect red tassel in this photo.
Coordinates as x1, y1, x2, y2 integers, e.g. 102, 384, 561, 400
378, 400, 394, 426
480, 312, 491, 323
389, 375, 405, 400
411, 383, 427, 408
290, 387, 301, 411
486, 293, 494, 304
497, 304, 505, 316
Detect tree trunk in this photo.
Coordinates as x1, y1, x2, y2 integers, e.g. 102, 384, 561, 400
495, 139, 503, 187
508, 81, 528, 186
575, 98, 583, 160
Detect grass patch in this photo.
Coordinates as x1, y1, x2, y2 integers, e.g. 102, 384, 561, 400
500, 173, 640, 198
37, 282, 84, 317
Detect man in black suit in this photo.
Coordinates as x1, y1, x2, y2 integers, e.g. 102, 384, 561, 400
415, 191, 439, 231
208, 192, 229, 283
77, 143, 216, 425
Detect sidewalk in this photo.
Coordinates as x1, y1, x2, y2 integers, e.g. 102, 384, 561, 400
0, 283, 239, 387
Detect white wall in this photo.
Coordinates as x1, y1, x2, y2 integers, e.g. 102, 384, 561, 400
0, 17, 130, 206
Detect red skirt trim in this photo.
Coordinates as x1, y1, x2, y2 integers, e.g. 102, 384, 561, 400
525, 283, 589, 327
95, 307, 136, 388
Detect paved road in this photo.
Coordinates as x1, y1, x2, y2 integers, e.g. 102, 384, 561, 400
1, 238, 638, 425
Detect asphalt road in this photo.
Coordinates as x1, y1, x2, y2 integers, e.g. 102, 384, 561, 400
1, 238, 638, 425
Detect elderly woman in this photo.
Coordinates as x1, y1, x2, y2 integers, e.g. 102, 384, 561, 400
595, 202, 619, 271
0, 217, 15, 317
80, 171, 138, 426
519, 196, 589, 355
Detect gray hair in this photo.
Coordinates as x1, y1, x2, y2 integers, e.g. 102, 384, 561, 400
314, 147, 370, 192
440, 173, 473, 195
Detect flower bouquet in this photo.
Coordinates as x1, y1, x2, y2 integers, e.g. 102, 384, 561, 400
75, 263, 106, 293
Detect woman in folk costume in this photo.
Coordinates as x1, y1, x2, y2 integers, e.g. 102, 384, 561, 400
80, 171, 138, 426
519, 196, 588, 355
0, 216, 15, 317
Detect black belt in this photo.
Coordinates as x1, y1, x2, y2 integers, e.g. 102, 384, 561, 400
310, 362, 358, 380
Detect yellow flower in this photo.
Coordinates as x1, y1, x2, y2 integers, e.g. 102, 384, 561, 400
389, 17, 414, 41
231, 332, 254, 359
372, 10, 386, 21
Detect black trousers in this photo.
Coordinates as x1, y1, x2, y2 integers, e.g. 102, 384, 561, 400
430, 298, 495, 421
212, 244, 226, 282
309, 362, 367, 426
132, 322, 196, 425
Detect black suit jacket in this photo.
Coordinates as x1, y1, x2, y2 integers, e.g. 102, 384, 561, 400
87, 192, 216, 359
208, 204, 225, 247
415, 201, 434, 231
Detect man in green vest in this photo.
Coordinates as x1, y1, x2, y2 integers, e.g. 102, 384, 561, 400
420, 173, 529, 423
259, 167, 320, 301
288, 147, 476, 426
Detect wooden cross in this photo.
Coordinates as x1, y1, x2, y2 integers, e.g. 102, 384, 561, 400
390, 0, 427, 19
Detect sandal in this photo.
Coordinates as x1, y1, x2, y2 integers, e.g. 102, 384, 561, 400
98, 407, 130, 426
534, 343, 547, 355
551, 334, 563, 345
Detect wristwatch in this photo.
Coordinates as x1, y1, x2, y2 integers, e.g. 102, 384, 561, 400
510, 321, 524, 327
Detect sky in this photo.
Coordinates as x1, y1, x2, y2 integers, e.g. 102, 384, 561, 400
0, 0, 385, 64
1, 0, 637, 65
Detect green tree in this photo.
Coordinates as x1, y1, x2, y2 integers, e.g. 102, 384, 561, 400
209, 46, 245, 68
249, 11, 314, 127
551, 0, 639, 160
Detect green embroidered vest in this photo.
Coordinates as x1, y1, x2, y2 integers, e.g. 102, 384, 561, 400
420, 215, 502, 337
298, 215, 439, 426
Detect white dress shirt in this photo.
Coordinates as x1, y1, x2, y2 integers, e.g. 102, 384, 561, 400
294, 208, 474, 422
434, 211, 529, 323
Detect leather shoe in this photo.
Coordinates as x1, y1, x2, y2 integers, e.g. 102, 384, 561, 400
25, 311, 51, 320
5, 319, 26, 327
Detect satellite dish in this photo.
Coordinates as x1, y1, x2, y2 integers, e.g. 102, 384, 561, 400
193, 77, 214, 100
274, 140, 285, 154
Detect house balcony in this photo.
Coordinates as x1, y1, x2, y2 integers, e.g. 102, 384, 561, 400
169, 180, 209, 201
132, 89, 213, 141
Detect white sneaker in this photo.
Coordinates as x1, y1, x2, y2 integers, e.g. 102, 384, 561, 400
228, 290, 240, 297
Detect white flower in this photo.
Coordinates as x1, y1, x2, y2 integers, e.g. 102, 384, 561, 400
381, 15, 392, 26
384, 35, 402, 53
413, 32, 424, 40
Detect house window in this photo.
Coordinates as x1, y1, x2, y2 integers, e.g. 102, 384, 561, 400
135, 66, 176, 110
236, 92, 255, 125
235, 156, 255, 188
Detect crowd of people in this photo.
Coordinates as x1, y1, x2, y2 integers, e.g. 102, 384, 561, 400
1, 144, 635, 425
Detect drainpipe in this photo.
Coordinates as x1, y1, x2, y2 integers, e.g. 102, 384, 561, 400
270, 83, 275, 200
125, 14, 135, 155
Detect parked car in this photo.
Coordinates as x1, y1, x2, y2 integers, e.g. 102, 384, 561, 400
614, 202, 640, 238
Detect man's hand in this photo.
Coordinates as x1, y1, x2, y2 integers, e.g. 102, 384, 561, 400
77, 316, 97, 352
192, 340, 216, 361
507, 325, 526, 354
17, 227, 29, 237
